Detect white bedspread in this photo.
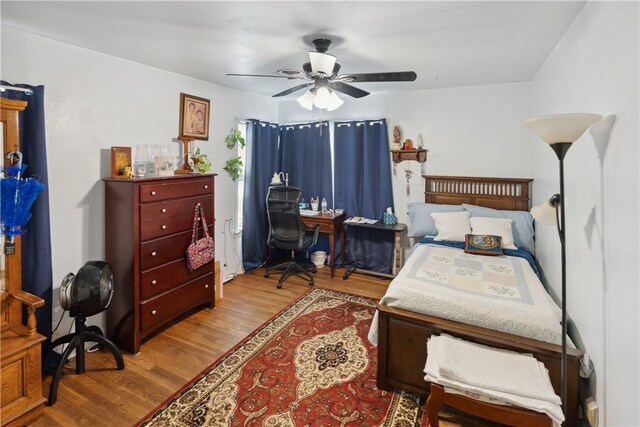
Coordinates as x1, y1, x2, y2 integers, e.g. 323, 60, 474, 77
368, 243, 563, 345
425, 334, 564, 425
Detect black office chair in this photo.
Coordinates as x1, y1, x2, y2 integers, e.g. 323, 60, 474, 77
264, 186, 319, 289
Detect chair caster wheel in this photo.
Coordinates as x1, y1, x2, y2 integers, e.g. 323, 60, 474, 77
309, 280, 314, 286
277, 282, 282, 289
264, 272, 270, 278
312, 267, 317, 273
343, 272, 350, 280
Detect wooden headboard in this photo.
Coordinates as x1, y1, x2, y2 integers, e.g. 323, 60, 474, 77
424, 175, 533, 211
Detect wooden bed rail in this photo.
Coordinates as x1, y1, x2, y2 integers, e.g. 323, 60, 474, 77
424, 175, 533, 211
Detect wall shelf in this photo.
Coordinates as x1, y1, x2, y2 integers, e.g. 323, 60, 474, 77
390, 148, 427, 164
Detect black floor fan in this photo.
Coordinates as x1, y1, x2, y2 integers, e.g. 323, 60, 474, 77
46, 261, 124, 405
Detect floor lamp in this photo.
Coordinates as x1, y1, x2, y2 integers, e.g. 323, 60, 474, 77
525, 113, 602, 414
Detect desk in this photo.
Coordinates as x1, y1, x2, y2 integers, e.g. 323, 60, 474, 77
342, 221, 407, 280
301, 211, 345, 278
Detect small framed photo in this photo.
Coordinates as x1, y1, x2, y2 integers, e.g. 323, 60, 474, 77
179, 93, 210, 140
110, 146, 132, 178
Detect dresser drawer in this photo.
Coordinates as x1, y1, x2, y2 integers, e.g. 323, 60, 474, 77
140, 274, 213, 334
140, 200, 213, 241
140, 178, 212, 203
140, 258, 211, 300
140, 195, 212, 223
140, 225, 212, 270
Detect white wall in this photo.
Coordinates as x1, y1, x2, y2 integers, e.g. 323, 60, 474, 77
530, 2, 639, 425
1, 26, 276, 336
279, 82, 533, 224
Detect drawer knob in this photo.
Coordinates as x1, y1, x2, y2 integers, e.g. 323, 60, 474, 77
151, 309, 157, 315
151, 251, 157, 257
161, 225, 167, 230
205, 284, 209, 289
161, 208, 167, 213
204, 185, 209, 189
151, 280, 157, 285
151, 191, 157, 196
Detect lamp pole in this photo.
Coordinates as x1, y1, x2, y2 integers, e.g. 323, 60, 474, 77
550, 142, 572, 414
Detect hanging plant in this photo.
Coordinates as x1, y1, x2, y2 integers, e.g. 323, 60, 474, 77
223, 156, 243, 180
225, 129, 245, 149
191, 147, 212, 174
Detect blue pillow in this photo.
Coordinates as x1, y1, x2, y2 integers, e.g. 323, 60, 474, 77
462, 204, 535, 255
406, 203, 465, 238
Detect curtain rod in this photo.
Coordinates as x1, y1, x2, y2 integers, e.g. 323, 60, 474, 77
0, 85, 33, 95
336, 119, 386, 127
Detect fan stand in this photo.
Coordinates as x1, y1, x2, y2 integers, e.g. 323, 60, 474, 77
46, 315, 125, 405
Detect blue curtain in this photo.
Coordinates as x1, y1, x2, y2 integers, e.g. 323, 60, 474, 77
279, 122, 332, 208
334, 119, 395, 273
242, 120, 280, 271
279, 122, 333, 258
1, 82, 53, 342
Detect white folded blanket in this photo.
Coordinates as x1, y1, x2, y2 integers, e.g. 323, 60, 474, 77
425, 334, 564, 425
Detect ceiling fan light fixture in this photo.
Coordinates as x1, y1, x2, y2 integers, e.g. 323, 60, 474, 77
326, 91, 344, 111
297, 89, 315, 110
313, 87, 333, 109
309, 51, 336, 76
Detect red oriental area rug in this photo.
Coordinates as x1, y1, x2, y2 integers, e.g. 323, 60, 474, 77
137, 288, 427, 426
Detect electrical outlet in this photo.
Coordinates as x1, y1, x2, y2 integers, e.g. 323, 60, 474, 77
585, 397, 598, 427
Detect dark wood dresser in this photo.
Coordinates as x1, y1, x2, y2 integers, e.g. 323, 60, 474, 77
104, 174, 216, 354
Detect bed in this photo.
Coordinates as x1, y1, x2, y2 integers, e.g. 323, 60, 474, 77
374, 175, 583, 426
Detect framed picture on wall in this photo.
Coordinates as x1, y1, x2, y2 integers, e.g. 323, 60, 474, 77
110, 146, 132, 178
179, 93, 210, 140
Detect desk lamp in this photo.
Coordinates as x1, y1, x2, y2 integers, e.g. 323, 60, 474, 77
270, 172, 289, 186
524, 113, 602, 414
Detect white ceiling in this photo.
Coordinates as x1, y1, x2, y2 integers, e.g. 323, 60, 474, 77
1, 1, 586, 99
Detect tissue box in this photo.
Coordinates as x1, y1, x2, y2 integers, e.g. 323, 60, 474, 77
383, 213, 397, 225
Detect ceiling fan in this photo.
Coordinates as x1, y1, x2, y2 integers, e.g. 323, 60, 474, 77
227, 38, 417, 111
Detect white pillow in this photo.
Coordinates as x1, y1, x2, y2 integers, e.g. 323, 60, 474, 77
431, 211, 471, 242
469, 217, 517, 249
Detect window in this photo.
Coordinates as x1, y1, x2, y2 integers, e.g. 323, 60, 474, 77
236, 123, 247, 233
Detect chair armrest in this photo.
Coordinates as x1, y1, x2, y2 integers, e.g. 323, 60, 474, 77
12, 290, 45, 309
10, 290, 45, 336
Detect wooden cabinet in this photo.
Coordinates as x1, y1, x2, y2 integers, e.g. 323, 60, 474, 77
1, 98, 46, 426
104, 174, 216, 354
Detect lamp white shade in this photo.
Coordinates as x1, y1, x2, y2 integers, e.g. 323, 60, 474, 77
524, 113, 602, 144
309, 52, 336, 76
313, 87, 332, 109
531, 200, 557, 225
297, 89, 315, 111
270, 173, 282, 185
326, 91, 344, 111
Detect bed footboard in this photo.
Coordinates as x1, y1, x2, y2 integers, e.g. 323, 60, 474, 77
376, 304, 583, 426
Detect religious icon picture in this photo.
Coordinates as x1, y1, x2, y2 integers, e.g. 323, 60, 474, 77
110, 146, 132, 178
179, 93, 211, 140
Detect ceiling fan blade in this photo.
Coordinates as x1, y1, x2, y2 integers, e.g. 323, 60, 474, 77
272, 82, 314, 98
328, 82, 370, 99
339, 71, 417, 83
226, 73, 304, 79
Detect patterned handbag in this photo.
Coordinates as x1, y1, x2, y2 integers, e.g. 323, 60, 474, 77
186, 202, 214, 271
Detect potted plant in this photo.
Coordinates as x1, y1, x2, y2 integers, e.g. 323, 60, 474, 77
225, 129, 245, 149
191, 147, 212, 174
223, 156, 243, 180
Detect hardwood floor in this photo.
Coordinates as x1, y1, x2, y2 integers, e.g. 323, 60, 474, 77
35, 267, 497, 426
